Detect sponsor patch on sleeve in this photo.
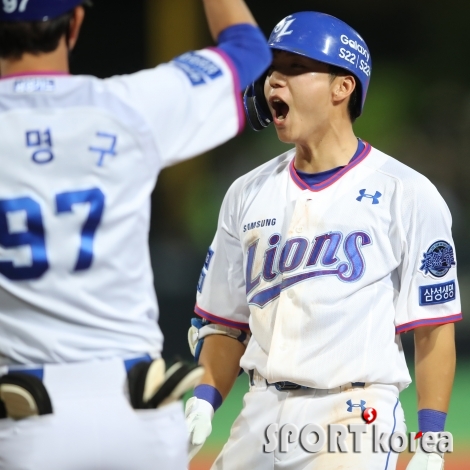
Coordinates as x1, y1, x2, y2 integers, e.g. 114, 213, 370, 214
419, 280, 455, 306
204, 248, 214, 270
172, 52, 223, 86
197, 247, 214, 293
197, 271, 206, 294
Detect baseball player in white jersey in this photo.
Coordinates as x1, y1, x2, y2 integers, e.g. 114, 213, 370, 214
0, 0, 271, 468
186, 12, 460, 470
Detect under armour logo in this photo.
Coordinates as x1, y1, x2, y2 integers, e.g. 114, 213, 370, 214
356, 189, 382, 204
346, 399, 366, 412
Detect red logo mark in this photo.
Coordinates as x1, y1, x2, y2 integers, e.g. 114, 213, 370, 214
415, 431, 423, 439
362, 407, 377, 424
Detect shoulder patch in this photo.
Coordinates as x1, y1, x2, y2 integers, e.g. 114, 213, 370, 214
419, 280, 455, 306
419, 240, 455, 278
172, 51, 223, 86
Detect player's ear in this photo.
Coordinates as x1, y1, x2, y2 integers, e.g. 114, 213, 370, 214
68, 6, 86, 51
331, 75, 356, 106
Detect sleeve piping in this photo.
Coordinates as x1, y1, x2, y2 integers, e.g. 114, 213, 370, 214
207, 47, 245, 134
195, 304, 250, 330
396, 313, 462, 334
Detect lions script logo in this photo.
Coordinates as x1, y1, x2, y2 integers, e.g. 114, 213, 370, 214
420, 240, 455, 278
246, 231, 372, 308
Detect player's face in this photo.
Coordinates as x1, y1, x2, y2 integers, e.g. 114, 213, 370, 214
264, 51, 333, 144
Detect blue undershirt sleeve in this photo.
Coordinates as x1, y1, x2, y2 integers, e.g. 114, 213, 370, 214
216, 23, 272, 90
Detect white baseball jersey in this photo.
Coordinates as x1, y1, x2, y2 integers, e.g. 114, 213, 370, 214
0, 48, 244, 365
196, 143, 462, 391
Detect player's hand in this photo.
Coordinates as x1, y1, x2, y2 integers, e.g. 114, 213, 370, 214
185, 396, 214, 460
406, 439, 444, 470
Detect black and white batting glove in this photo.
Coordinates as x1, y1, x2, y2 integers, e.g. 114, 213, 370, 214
185, 397, 214, 460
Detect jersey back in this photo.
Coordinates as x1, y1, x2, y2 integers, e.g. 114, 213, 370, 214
0, 49, 242, 364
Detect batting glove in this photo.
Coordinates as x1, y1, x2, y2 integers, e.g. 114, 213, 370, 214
185, 396, 214, 460
406, 436, 444, 470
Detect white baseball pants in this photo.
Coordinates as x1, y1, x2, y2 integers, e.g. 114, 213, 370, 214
212, 374, 406, 470
0, 358, 188, 470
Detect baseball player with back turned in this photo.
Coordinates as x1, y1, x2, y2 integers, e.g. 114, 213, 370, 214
186, 11, 461, 470
0, 0, 271, 469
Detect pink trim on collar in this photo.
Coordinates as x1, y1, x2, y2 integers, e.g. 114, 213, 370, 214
1, 71, 69, 80
289, 142, 372, 192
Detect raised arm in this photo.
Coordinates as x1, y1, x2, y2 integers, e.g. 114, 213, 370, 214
202, 0, 258, 40
202, 0, 271, 91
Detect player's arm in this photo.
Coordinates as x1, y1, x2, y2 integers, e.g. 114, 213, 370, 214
414, 323, 456, 414
202, 0, 257, 40
185, 318, 249, 460
406, 324, 456, 470
202, 0, 271, 91
198, 333, 246, 399
399, 180, 460, 470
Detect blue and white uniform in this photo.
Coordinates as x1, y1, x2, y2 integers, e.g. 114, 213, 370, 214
195, 142, 461, 469
0, 50, 243, 365
0, 30, 270, 470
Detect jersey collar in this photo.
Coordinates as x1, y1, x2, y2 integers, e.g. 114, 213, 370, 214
289, 141, 372, 192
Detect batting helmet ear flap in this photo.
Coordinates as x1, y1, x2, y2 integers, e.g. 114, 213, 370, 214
243, 73, 272, 131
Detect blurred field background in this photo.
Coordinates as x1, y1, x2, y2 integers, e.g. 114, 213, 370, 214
66, 0, 469, 467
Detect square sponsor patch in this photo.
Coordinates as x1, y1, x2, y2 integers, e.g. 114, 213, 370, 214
419, 280, 455, 306
172, 51, 223, 86
197, 271, 206, 294
204, 248, 214, 270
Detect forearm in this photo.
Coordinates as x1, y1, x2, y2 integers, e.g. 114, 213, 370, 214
414, 323, 456, 412
202, 0, 257, 41
198, 333, 246, 400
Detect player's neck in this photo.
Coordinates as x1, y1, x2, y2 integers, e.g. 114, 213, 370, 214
0, 39, 70, 77
294, 125, 358, 174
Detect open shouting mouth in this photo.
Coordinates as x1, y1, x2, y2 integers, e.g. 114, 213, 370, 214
270, 98, 290, 124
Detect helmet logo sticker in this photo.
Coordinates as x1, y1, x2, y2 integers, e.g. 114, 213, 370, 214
272, 16, 296, 40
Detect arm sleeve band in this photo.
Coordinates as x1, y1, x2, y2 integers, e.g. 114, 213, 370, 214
217, 23, 272, 89
194, 384, 223, 411
418, 409, 447, 432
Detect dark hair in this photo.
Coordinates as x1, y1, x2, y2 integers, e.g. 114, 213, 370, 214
0, 10, 74, 59
329, 64, 361, 122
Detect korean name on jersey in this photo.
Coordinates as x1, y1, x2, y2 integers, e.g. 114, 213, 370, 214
196, 144, 461, 391
0, 48, 242, 365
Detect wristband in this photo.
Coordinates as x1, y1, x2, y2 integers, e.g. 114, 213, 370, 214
418, 409, 447, 433
194, 384, 223, 412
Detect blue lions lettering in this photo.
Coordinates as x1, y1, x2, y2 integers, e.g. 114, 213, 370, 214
420, 240, 455, 278
245, 231, 372, 308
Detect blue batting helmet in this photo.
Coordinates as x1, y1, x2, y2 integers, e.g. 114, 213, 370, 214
244, 11, 372, 131
0, 0, 86, 22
